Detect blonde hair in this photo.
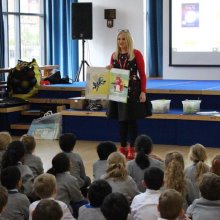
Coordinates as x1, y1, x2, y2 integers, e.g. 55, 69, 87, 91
113, 30, 135, 60
20, 134, 36, 153
105, 152, 128, 181
211, 154, 220, 176
34, 173, 56, 199
189, 143, 208, 182
164, 152, 187, 197
0, 132, 12, 151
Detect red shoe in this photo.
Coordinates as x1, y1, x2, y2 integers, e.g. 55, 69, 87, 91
127, 147, 135, 160
119, 146, 128, 158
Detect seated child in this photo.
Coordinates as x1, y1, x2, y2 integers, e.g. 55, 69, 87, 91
20, 134, 44, 177
127, 134, 164, 192
78, 179, 112, 220
59, 133, 91, 192
1, 141, 34, 197
101, 152, 139, 202
29, 173, 75, 220
186, 172, 220, 220
47, 152, 88, 218
1, 166, 30, 220
93, 141, 117, 180
0, 185, 8, 220
101, 192, 130, 220
185, 143, 210, 198
32, 199, 63, 220
158, 189, 185, 220
0, 131, 12, 174
131, 167, 164, 220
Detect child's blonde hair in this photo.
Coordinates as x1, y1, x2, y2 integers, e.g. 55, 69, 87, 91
164, 152, 187, 197
189, 143, 208, 183
20, 134, 36, 153
105, 152, 128, 181
33, 173, 56, 199
0, 131, 12, 151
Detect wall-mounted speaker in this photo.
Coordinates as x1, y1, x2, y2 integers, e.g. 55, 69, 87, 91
71, 3, 93, 40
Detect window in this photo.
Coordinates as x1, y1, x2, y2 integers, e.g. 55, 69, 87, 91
2, 0, 45, 67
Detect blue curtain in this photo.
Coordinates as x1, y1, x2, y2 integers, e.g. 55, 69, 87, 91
0, 1, 4, 69
147, 0, 163, 77
45, 0, 78, 80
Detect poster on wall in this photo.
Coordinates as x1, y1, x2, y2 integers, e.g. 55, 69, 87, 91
85, 67, 129, 103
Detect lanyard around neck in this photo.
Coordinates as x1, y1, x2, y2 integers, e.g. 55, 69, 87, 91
118, 56, 128, 69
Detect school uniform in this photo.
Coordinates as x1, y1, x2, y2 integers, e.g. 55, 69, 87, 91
29, 198, 75, 220
130, 189, 161, 220
17, 163, 34, 196
55, 172, 85, 210
63, 152, 88, 188
127, 157, 164, 192
1, 189, 30, 220
186, 197, 220, 220
101, 175, 139, 202
93, 160, 107, 180
78, 204, 106, 220
185, 163, 210, 199
23, 153, 44, 177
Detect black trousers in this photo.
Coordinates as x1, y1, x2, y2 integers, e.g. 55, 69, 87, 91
119, 120, 137, 148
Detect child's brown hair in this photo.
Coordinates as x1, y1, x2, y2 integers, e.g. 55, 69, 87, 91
0, 131, 12, 151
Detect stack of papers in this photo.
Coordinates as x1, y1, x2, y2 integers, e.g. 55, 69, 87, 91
196, 111, 219, 116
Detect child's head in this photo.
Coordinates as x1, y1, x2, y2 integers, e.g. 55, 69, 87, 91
189, 143, 207, 162
32, 199, 63, 220
211, 154, 220, 176
97, 141, 117, 160
101, 192, 130, 220
134, 134, 153, 170
105, 152, 127, 180
0, 185, 8, 213
199, 172, 220, 200
0, 131, 12, 151
88, 179, 112, 207
165, 151, 184, 169
158, 189, 183, 220
20, 134, 36, 154
2, 140, 25, 168
144, 167, 164, 190
34, 173, 57, 199
1, 166, 21, 190
189, 143, 208, 182
59, 133, 76, 152
134, 134, 153, 155
164, 152, 186, 196
47, 153, 70, 175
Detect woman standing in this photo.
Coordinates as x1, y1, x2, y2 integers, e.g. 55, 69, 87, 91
107, 30, 148, 160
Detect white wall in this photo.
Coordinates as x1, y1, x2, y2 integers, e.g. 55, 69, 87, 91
163, 0, 220, 80
78, 0, 146, 80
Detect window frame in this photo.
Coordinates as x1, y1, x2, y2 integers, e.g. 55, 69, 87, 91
2, 0, 46, 67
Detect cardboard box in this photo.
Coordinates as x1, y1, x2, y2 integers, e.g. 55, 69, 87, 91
69, 97, 88, 110
69, 97, 108, 110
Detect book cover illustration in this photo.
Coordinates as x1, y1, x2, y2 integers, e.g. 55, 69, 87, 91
85, 67, 129, 103
85, 67, 110, 99
109, 68, 129, 103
